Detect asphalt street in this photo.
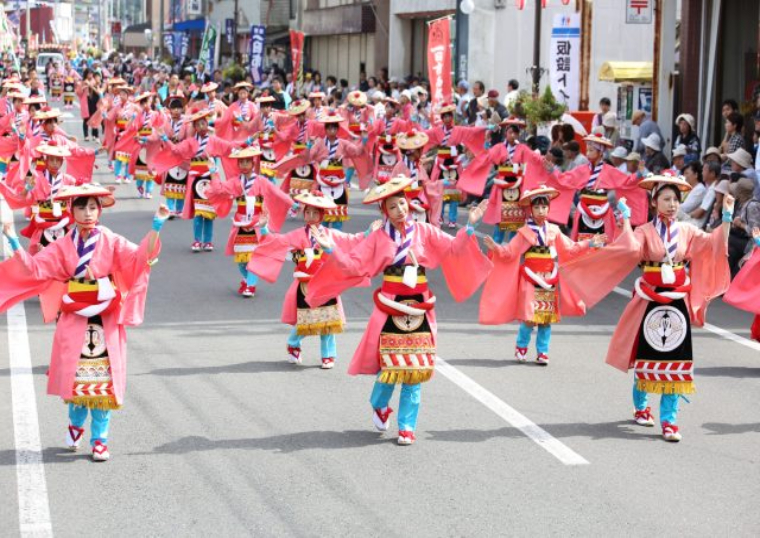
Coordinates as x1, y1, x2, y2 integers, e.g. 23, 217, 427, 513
1, 108, 759, 537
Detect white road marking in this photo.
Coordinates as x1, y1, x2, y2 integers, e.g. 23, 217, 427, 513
436, 358, 590, 465
2, 206, 54, 537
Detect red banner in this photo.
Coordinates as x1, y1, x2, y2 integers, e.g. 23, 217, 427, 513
290, 30, 305, 91
427, 19, 452, 112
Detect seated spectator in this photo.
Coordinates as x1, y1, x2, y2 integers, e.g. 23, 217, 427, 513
721, 112, 745, 167
727, 148, 759, 198
632, 110, 663, 153
677, 161, 707, 226
610, 146, 628, 172
728, 177, 760, 277
642, 133, 670, 174
674, 113, 701, 164
562, 140, 588, 171
703, 146, 721, 164
625, 151, 645, 175
671, 145, 687, 172
684, 160, 721, 229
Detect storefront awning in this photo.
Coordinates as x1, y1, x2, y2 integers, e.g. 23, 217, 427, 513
598, 62, 653, 83
172, 19, 206, 33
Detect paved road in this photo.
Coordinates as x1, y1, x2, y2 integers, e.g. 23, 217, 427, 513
1, 110, 759, 537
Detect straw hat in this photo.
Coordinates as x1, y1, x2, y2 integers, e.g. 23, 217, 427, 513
189, 108, 213, 123
234, 81, 254, 91
308, 91, 326, 100
727, 148, 753, 170
288, 98, 311, 116
23, 95, 46, 106
107, 77, 127, 86
583, 133, 614, 148
704, 146, 721, 159
438, 102, 456, 115
347, 91, 368, 107
518, 185, 560, 207
294, 191, 337, 210
164, 91, 187, 107
115, 85, 134, 94
625, 151, 642, 162
396, 130, 429, 151
7, 91, 26, 100
2, 81, 24, 90
55, 183, 115, 208
500, 116, 526, 127
34, 108, 63, 122
319, 109, 344, 124
134, 91, 155, 103
37, 142, 71, 158
256, 93, 275, 104
383, 96, 401, 107
200, 82, 219, 93
229, 146, 262, 159
638, 172, 692, 193
363, 175, 415, 204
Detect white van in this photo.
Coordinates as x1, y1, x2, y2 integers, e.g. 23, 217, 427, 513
35, 52, 65, 84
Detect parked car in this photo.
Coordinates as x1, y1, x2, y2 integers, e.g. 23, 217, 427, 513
35, 52, 65, 84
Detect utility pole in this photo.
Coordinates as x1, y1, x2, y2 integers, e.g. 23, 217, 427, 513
25, 0, 31, 55
233, 0, 239, 63
531, 0, 542, 95
159, 0, 164, 59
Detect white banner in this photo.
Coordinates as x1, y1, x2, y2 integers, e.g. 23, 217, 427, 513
550, 13, 580, 111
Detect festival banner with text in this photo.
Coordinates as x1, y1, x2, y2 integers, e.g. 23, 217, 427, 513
249, 25, 266, 84
549, 13, 580, 110
290, 30, 305, 93
427, 18, 452, 111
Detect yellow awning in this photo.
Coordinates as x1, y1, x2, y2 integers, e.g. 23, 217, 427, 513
598, 62, 653, 83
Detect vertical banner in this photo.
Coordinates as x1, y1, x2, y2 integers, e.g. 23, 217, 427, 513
199, 23, 217, 72
248, 25, 266, 84
550, 13, 580, 110
225, 18, 234, 45
290, 30, 305, 95
179, 33, 189, 59
427, 18, 452, 111
163, 32, 175, 57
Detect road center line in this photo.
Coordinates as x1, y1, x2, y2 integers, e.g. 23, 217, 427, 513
435, 358, 590, 466
2, 207, 54, 537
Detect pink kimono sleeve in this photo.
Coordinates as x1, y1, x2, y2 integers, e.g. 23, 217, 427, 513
151, 138, 196, 175
459, 144, 505, 196
479, 231, 533, 324
423, 225, 493, 302
247, 229, 302, 283
257, 178, 295, 233
724, 248, 760, 314
205, 174, 240, 219
685, 226, 730, 326
305, 231, 392, 307
112, 233, 162, 327
0, 239, 70, 314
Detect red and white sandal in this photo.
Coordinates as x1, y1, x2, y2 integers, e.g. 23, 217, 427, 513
515, 346, 528, 363
321, 357, 335, 370
372, 407, 393, 432
633, 407, 655, 427
92, 440, 110, 462
661, 422, 682, 442
66, 425, 84, 451
397, 430, 416, 446
287, 346, 302, 365
536, 353, 550, 366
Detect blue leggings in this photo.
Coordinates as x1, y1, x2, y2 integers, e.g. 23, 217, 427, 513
443, 201, 458, 224
166, 197, 185, 214
286, 327, 337, 358
516, 322, 552, 354
193, 216, 214, 243
632, 381, 680, 424
325, 221, 344, 230
68, 404, 111, 446
135, 179, 155, 195
370, 380, 422, 432
237, 262, 259, 286
113, 159, 131, 181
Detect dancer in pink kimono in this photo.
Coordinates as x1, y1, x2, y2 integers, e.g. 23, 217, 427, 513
248, 192, 380, 369
367, 98, 413, 188
276, 99, 326, 200
151, 109, 251, 251
205, 146, 293, 297
545, 133, 648, 241
391, 130, 441, 226
306, 176, 492, 446
561, 174, 734, 442
723, 227, 760, 342
0, 142, 85, 255
0, 184, 167, 461
215, 82, 257, 142
459, 118, 554, 243
423, 102, 486, 228
479, 186, 606, 365
274, 109, 371, 230
115, 92, 164, 199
